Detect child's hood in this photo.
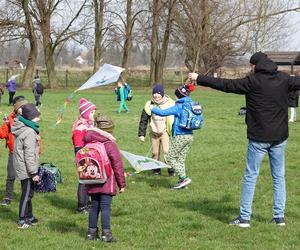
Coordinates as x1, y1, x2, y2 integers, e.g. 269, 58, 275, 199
11, 118, 27, 136
84, 127, 116, 144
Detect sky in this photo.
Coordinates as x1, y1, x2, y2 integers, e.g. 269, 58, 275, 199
285, 11, 300, 50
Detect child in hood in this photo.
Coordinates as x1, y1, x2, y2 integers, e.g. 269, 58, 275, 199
151, 84, 195, 189
12, 103, 41, 228
84, 114, 125, 243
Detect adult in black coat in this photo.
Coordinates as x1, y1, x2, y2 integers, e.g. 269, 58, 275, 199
189, 52, 300, 228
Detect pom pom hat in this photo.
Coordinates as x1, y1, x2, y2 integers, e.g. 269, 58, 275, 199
175, 83, 195, 99
79, 98, 96, 120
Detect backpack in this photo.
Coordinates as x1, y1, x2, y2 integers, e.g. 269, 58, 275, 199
178, 101, 203, 130
36, 82, 44, 95
124, 84, 133, 101
75, 142, 112, 184
40, 162, 64, 183
35, 166, 57, 192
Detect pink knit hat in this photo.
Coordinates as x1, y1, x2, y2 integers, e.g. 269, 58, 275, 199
79, 98, 96, 119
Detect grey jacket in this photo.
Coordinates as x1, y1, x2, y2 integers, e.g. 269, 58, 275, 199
32, 78, 41, 96
12, 118, 39, 180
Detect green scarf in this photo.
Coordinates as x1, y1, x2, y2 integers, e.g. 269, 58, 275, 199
18, 116, 40, 134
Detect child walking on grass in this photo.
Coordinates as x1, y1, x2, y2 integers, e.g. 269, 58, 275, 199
84, 114, 126, 243
12, 103, 41, 228
151, 84, 196, 189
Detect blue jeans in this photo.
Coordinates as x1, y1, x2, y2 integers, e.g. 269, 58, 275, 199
240, 139, 287, 220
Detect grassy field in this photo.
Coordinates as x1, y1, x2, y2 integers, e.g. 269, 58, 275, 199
0, 86, 299, 250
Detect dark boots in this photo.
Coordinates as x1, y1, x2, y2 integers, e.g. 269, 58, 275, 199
87, 227, 99, 240
101, 229, 117, 243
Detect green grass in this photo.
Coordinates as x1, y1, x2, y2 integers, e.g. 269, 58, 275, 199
0, 86, 299, 250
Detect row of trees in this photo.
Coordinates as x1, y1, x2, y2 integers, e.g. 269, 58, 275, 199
0, 0, 300, 87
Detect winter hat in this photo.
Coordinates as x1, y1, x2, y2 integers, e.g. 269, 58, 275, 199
249, 51, 267, 65
79, 98, 96, 119
13, 96, 28, 113
175, 83, 195, 99
22, 103, 40, 120
152, 84, 164, 97
95, 114, 115, 133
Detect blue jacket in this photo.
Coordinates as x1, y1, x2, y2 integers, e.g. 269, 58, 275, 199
151, 97, 193, 137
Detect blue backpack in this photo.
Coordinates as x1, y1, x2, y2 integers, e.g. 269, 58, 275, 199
124, 84, 133, 101
34, 166, 56, 192
178, 101, 203, 130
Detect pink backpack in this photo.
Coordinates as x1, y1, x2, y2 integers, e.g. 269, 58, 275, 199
75, 142, 112, 184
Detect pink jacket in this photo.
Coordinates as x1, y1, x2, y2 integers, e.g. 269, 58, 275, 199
72, 117, 94, 148
83, 128, 126, 196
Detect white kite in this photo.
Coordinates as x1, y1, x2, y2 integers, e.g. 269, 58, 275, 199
76, 63, 124, 92
121, 150, 170, 172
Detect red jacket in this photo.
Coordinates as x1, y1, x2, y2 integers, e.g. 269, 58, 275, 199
83, 128, 126, 196
0, 113, 15, 153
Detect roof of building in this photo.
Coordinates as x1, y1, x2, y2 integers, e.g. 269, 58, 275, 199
264, 51, 300, 65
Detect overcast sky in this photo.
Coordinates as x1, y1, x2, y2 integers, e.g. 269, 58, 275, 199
285, 11, 300, 50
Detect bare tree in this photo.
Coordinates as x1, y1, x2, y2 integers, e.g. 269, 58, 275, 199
29, 0, 89, 88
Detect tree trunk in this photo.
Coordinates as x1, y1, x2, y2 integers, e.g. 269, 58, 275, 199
156, 0, 176, 83
21, 0, 37, 88
93, 0, 104, 73
121, 0, 133, 80
41, 15, 57, 87
150, 0, 161, 86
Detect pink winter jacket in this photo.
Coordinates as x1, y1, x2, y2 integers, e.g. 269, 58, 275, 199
83, 128, 126, 196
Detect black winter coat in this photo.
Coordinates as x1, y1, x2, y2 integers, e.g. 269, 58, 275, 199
288, 90, 299, 107
197, 57, 300, 142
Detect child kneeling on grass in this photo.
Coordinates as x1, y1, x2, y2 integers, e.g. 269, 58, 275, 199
151, 84, 195, 189
84, 114, 126, 243
12, 103, 41, 228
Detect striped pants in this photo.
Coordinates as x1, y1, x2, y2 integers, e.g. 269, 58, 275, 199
166, 135, 193, 178
19, 178, 35, 220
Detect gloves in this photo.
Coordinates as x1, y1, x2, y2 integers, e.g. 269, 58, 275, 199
188, 72, 199, 81
139, 136, 145, 142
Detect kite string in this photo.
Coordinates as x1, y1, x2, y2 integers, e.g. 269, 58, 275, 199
53, 91, 76, 127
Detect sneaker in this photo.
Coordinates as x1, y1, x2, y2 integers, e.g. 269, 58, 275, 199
77, 206, 89, 214
27, 216, 39, 225
229, 216, 250, 228
168, 172, 176, 177
17, 220, 31, 229
153, 169, 161, 175
270, 217, 285, 226
172, 177, 192, 189
1, 198, 12, 206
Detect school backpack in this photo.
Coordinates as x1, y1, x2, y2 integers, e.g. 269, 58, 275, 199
40, 162, 64, 183
36, 82, 44, 95
35, 166, 57, 192
75, 142, 112, 184
124, 84, 133, 101
178, 101, 203, 130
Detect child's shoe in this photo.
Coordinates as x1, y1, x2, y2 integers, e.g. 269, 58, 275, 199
101, 229, 117, 243
17, 219, 31, 229
87, 227, 99, 240
172, 177, 192, 189
1, 198, 12, 206
27, 216, 39, 225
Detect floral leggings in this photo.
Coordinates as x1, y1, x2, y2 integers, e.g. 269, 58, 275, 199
166, 134, 193, 178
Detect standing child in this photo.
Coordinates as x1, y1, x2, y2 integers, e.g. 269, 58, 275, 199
32, 75, 43, 107
84, 114, 125, 243
72, 98, 97, 213
12, 103, 41, 228
138, 84, 175, 176
0, 84, 4, 105
0, 96, 28, 206
151, 84, 196, 189
115, 81, 129, 113
6, 76, 17, 105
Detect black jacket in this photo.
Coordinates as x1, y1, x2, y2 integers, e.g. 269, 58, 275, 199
197, 57, 300, 142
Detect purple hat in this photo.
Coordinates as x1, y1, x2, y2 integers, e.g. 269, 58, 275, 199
152, 84, 164, 97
